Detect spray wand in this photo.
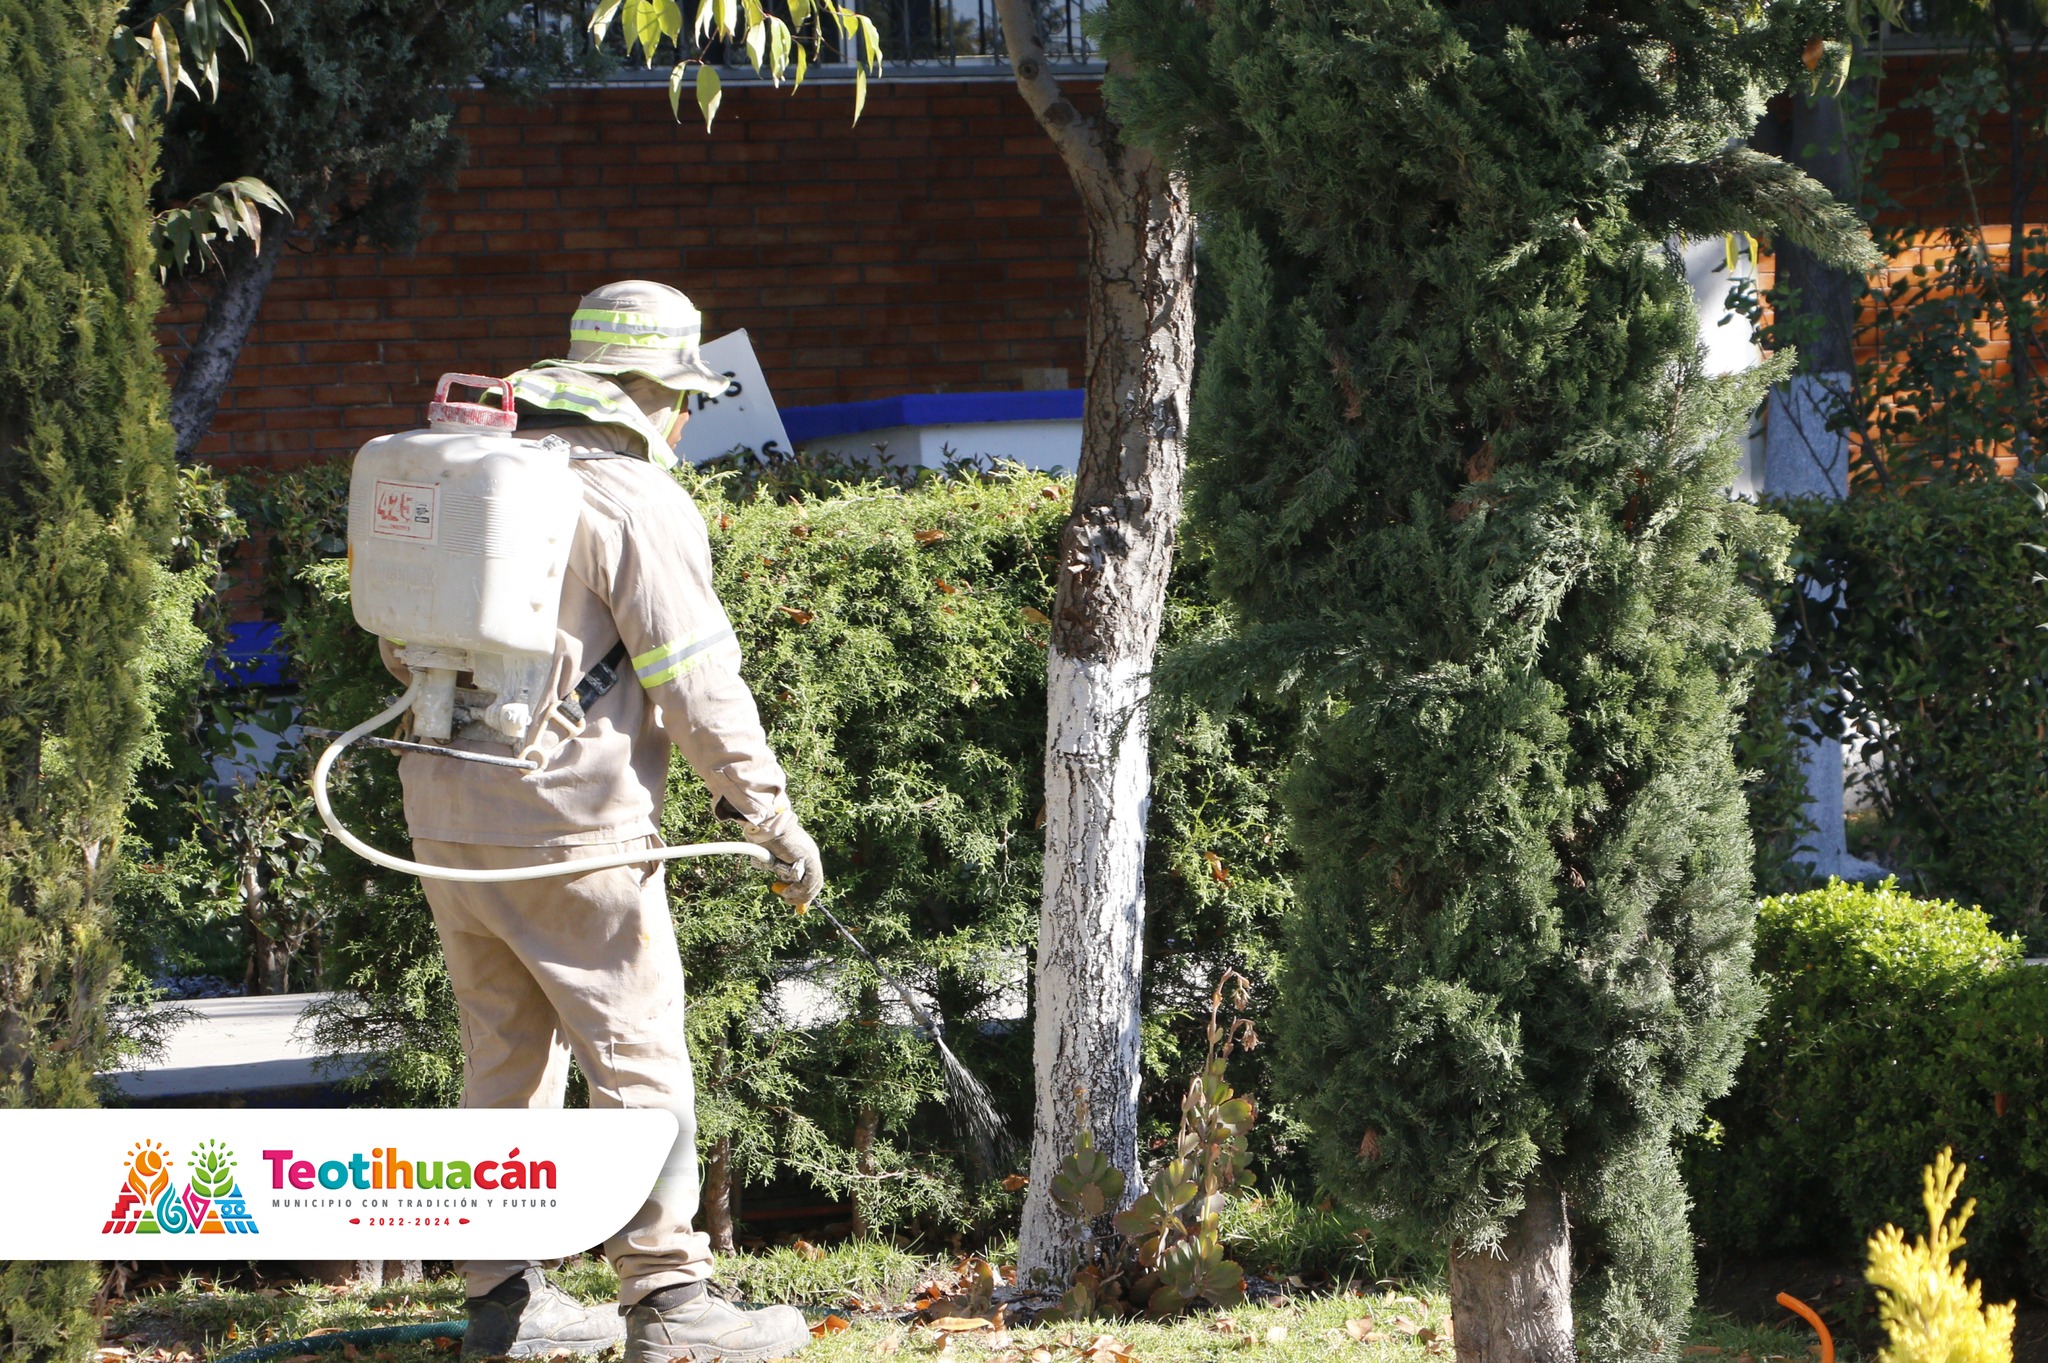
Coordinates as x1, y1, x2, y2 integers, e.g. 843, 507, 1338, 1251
790, 894, 1015, 1174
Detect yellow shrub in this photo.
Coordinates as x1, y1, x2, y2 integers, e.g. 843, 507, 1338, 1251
1866, 1149, 2017, 1363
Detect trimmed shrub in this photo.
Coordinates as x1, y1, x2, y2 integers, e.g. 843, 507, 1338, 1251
238, 456, 1301, 1239
1685, 879, 2048, 1294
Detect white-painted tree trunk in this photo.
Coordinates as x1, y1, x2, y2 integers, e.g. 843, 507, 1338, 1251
1748, 92, 1888, 885
1017, 654, 1151, 1278
1763, 373, 1890, 883
993, 0, 1197, 1282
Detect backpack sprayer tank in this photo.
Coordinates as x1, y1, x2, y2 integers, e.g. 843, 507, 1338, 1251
345, 374, 577, 750
310, 373, 770, 885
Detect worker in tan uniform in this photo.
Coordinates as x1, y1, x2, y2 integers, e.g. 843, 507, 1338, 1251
384, 281, 820, 1362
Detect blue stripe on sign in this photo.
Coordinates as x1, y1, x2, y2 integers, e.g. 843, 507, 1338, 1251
780, 390, 1084, 443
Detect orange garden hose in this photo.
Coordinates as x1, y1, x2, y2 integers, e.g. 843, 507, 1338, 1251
1776, 1292, 1835, 1363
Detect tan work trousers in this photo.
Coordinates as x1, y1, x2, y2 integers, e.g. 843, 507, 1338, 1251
415, 837, 713, 1305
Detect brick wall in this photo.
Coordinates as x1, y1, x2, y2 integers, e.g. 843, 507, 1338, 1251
163, 76, 1095, 471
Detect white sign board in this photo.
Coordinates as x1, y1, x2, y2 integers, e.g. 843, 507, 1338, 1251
675, 328, 794, 464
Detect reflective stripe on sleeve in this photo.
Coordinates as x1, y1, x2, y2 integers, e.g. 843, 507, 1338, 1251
632, 627, 739, 687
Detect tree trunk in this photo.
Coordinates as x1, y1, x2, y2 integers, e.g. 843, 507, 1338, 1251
1448, 1180, 1575, 1363
241, 847, 292, 994
169, 226, 283, 459
1752, 88, 1888, 884
702, 1133, 737, 1255
851, 1104, 878, 1240
995, 0, 1197, 1284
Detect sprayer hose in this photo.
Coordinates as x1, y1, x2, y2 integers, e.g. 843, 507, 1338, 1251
311, 679, 774, 883
210, 1319, 465, 1363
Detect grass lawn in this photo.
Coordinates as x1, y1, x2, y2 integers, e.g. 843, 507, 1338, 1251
102, 1247, 1823, 1363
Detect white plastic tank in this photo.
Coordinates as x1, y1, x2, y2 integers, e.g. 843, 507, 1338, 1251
346, 374, 579, 659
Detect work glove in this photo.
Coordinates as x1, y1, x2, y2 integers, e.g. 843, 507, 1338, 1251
748, 817, 825, 909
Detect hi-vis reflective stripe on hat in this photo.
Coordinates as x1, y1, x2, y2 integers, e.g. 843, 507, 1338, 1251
569, 309, 701, 351
633, 628, 738, 687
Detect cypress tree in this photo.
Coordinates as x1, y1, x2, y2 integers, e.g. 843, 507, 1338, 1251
0, 0, 176, 1355
1104, 0, 1875, 1354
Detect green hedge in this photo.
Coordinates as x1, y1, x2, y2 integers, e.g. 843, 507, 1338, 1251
1684, 879, 2048, 1292
1754, 481, 2048, 938
249, 457, 1300, 1237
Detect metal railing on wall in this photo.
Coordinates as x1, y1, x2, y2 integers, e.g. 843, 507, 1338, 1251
497, 0, 1103, 83
865, 0, 1099, 64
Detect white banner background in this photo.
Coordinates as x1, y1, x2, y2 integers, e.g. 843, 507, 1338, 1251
0, 1109, 677, 1259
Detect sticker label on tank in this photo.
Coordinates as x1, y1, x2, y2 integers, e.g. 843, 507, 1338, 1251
372, 480, 437, 541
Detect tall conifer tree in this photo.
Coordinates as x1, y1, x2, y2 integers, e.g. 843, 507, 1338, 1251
1105, 0, 1875, 1354
0, 0, 176, 1355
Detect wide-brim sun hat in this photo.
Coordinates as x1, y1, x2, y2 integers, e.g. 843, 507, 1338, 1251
531, 279, 730, 398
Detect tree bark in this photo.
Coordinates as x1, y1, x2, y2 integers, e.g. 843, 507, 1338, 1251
1448, 1180, 1575, 1363
169, 226, 283, 459
851, 1104, 878, 1240
994, 0, 1197, 1285
702, 1133, 738, 1255
241, 847, 292, 995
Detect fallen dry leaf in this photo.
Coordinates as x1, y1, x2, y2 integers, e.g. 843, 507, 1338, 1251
1391, 1317, 1423, 1335
776, 605, 816, 625
875, 1329, 905, 1356
915, 529, 948, 544
1079, 1336, 1136, 1362
790, 524, 811, 538
1345, 1319, 1381, 1342
1359, 1128, 1382, 1162
1041, 486, 1060, 500
1001, 1173, 1029, 1192
811, 1315, 850, 1337
1205, 850, 1230, 884
936, 579, 958, 594
930, 1317, 996, 1333
1020, 606, 1050, 626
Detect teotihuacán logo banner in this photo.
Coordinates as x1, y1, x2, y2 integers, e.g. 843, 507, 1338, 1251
0, 1109, 677, 1258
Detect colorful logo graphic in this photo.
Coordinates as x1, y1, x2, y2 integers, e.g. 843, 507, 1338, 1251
103, 1138, 259, 1236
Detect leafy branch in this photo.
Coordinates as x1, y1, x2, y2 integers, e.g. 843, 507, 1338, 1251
591, 0, 883, 130
107, 1, 290, 277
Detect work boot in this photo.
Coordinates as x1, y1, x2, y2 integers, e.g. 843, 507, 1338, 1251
464, 1266, 626, 1359
624, 1281, 810, 1362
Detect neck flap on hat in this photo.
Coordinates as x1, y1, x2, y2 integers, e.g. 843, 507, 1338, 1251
505, 367, 679, 471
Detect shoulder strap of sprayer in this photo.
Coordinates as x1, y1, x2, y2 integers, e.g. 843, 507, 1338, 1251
559, 639, 630, 726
